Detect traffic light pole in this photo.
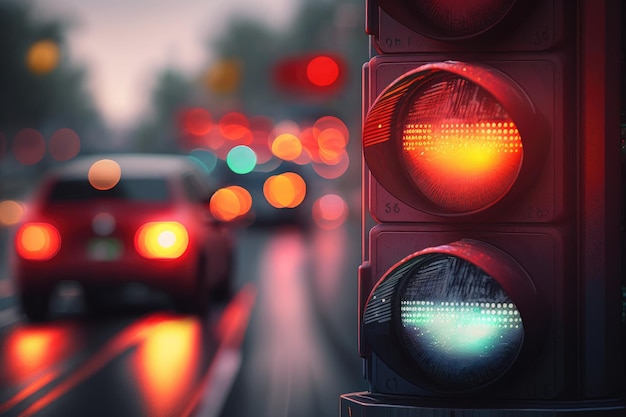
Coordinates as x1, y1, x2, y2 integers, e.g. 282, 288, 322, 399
578, 0, 623, 400
341, 0, 624, 415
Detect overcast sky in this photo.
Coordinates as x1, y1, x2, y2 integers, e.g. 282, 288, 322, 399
32, 0, 299, 129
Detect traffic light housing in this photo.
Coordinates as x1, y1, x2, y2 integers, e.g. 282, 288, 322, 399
341, 0, 624, 415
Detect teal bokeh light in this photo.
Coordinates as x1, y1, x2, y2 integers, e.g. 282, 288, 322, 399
226, 145, 257, 174
188, 148, 218, 174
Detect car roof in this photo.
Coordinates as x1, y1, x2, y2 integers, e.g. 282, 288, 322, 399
48, 153, 200, 180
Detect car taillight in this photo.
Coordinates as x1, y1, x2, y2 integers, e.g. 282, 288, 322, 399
16, 223, 61, 261
134, 222, 189, 259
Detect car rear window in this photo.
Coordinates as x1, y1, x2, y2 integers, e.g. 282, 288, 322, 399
47, 178, 171, 202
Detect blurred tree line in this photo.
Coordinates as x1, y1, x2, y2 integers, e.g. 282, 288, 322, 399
132, 0, 367, 162
0, 0, 367, 188
0, 1, 107, 165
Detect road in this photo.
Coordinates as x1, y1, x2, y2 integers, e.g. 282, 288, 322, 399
0, 220, 367, 417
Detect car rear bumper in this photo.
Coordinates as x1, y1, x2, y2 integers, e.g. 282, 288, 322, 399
13, 256, 198, 297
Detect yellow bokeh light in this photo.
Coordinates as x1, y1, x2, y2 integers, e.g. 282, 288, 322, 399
0, 200, 24, 226
204, 59, 241, 94
271, 133, 303, 161
210, 186, 252, 222
26, 40, 60, 75
263, 172, 306, 209
88, 159, 122, 191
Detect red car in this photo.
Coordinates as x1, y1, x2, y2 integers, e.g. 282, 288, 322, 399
12, 153, 235, 320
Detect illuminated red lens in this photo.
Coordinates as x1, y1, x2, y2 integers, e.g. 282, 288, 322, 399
134, 222, 189, 259
401, 75, 523, 213
16, 222, 61, 260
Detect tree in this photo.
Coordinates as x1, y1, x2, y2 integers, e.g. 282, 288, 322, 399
0, 1, 104, 154
131, 68, 195, 152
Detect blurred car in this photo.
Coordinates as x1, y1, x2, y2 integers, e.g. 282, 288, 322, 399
225, 161, 312, 227
11, 153, 235, 320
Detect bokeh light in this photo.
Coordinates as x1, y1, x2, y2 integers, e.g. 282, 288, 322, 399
180, 107, 213, 136
12, 128, 46, 165
263, 172, 306, 208
0, 200, 25, 226
312, 194, 348, 230
226, 145, 257, 174
299, 127, 319, 162
271, 133, 302, 161
210, 186, 252, 222
49, 128, 81, 161
204, 129, 227, 156
313, 115, 350, 142
317, 127, 346, 164
312, 149, 350, 179
204, 59, 241, 94
188, 148, 218, 174
306, 56, 340, 87
249, 116, 274, 165
88, 159, 122, 190
219, 112, 251, 142
26, 39, 60, 75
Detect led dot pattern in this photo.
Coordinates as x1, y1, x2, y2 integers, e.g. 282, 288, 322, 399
398, 254, 524, 391
401, 75, 523, 213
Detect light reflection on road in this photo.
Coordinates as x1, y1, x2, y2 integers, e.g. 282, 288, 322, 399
223, 224, 365, 417
132, 317, 202, 417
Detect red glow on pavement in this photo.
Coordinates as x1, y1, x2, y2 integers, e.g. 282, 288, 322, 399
4, 325, 76, 382
134, 318, 202, 417
16, 314, 172, 417
0, 324, 80, 415
180, 283, 257, 417
216, 283, 258, 349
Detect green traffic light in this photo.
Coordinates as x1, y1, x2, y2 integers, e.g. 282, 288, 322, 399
397, 253, 524, 389
400, 300, 522, 356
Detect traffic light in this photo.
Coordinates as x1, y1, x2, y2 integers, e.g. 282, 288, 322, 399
341, 0, 624, 416
272, 52, 347, 96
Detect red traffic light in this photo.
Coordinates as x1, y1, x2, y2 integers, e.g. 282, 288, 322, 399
363, 60, 549, 217
272, 52, 347, 95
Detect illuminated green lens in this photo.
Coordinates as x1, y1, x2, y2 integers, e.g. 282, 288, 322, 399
399, 254, 523, 391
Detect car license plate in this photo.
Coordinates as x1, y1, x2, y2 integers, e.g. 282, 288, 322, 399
87, 238, 122, 261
